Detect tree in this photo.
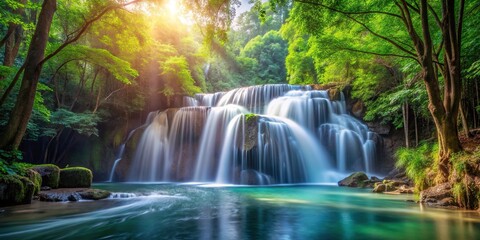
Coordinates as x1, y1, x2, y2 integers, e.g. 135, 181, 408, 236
0, 0, 57, 150
262, 0, 467, 182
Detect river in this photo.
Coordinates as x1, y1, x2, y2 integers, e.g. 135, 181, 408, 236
1, 183, 479, 239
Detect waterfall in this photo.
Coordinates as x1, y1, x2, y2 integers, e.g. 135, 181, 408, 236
116, 84, 381, 184
108, 111, 159, 182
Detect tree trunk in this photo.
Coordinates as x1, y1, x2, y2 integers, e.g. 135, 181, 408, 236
459, 103, 471, 137
402, 102, 410, 148
3, 0, 27, 66
0, 0, 57, 150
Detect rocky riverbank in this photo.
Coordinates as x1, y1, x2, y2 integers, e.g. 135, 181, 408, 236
1, 164, 109, 206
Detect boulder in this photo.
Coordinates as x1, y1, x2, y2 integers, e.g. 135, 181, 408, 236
25, 169, 42, 195
0, 175, 35, 206
362, 176, 382, 188
372, 184, 387, 193
38, 190, 80, 202
78, 189, 111, 200
31, 164, 60, 189
59, 167, 93, 188
236, 114, 259, 151
351, 100, 365, 118
420, 183, 457, 208
328, 88, 341, 101
38, 188, 111, 202
338, 172, 369, 187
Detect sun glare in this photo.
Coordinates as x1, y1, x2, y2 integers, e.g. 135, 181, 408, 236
167, 0, 180, 15
165, 0, 194, 26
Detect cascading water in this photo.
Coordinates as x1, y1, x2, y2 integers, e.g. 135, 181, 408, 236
118, 84, 382, 184
108, 111, 159, 182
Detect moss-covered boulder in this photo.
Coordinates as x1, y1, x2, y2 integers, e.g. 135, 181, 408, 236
338, 172, 369, 187
78, 189, 111, 200
0, 175, 35, 206
31, 164, 60, 189
59, 167, 93, 188
25, 169, 42, 195
236, 114, 259, 151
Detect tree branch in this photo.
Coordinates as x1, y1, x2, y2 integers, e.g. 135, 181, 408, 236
427, 4, 442, 28
336, 47, 419, 63
0, 64, 25, 107
39, 0, 142, 66
294, 0, 403, 19
295, 0, 416, 57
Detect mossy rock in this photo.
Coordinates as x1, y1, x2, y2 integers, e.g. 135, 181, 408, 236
31, 164, 60, 189
338, 172, 369, 187
78, 189, 111, 200
25, 169, 42, 195
0, 174, 35, 206
236, 114, 259, 151
59, 167, 93, 188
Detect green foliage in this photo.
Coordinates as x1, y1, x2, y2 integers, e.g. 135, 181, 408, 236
59, 167, 93, 188
160, 56, 201, 97
239, 30, 287, 84
364, 82, 429, 128
0, 149, 23, 164
450, 150, 480, 209
49, 45, 139, 84
50, 109, 102, 137
395, 142, 438, 192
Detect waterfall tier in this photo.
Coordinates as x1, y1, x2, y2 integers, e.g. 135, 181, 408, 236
116, 84, 382, 184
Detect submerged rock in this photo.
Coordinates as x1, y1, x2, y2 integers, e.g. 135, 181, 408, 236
338, 172, 369, 187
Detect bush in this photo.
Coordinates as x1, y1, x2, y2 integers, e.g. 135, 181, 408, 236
59, 167, 93, 188
31, 164, 60, 189
395, 142, 438, 192
0, 159, 32, 176
450, 151, 480, 209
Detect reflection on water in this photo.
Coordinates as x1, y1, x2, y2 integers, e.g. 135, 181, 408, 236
1, 183, 479, 240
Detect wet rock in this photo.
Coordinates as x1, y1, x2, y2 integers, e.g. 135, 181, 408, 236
30, 164, 60, 189
328, 88, 341, 101
420, 183, 457, 208
78, 189, 111, 200
351, 100, 365, 119
338, 172, 369, 187
370, 176, 381, 181
366, 122, 391, 135
362, 176, 382, 188
236, 114, 259, 151
38, 188, 111, 202
372, 184, 387, 193
41, 186, 51, 191
396, 185, 414, 194
59, 167, 93, 188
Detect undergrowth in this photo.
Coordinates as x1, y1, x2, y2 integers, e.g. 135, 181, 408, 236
395, 142, 438, 192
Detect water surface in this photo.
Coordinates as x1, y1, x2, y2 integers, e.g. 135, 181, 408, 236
1, 183, 479, 239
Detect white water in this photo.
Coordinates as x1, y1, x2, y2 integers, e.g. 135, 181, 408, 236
114, 84, 381, 184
